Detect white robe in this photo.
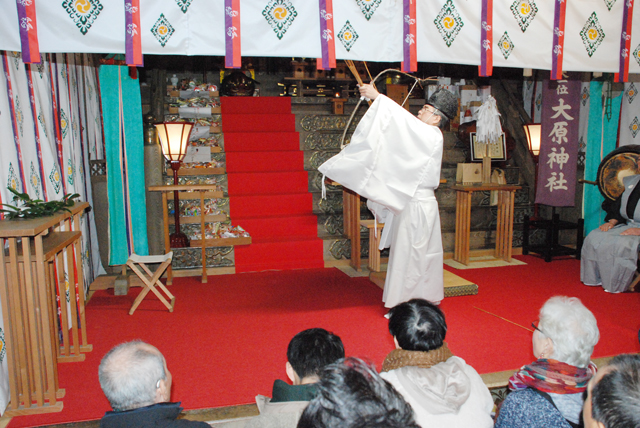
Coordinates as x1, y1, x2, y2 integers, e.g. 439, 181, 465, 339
319, 95, 444, 306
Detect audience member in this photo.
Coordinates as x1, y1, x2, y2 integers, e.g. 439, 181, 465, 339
379, 299, 493, 428
495, 296, 600, 428
248, 328, 344, 427
297, 357, 419, 428
583, 354, 640, 428
98, 340, 209, 428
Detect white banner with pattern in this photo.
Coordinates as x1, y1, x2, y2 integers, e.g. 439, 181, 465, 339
0, 0, 638, 74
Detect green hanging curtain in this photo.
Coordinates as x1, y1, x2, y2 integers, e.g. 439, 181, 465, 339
583, 81, 622, 235
99, 64, 149, 265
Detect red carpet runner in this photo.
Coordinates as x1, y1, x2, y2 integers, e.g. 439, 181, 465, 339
221, 97, 324, 273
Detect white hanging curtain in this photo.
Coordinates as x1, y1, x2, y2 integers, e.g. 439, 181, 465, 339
0, 51, 105, 415
0, 1, 638, 74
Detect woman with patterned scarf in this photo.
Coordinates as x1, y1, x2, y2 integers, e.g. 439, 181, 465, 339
495, 296, 600, 428
379, 299, 494, 428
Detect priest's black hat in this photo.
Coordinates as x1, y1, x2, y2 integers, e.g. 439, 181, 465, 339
426, 89, 458, 120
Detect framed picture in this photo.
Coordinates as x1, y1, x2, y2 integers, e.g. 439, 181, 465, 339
470, 132, 507, 161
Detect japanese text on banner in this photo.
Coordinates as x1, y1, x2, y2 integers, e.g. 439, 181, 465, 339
535, 79, 581, 207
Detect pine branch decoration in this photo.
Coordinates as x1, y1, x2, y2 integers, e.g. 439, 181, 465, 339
0, 187, 80, 219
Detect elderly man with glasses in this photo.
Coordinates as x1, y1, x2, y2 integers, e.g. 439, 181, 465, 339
319, 83, 456, 308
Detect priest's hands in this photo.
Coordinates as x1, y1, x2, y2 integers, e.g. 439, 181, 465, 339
358, 84, 379, 101
621, 228, 640, 236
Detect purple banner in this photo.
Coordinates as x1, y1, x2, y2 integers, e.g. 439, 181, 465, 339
16, 0, 40, 64
535, 79, 581, 206
224, 0, 241, 68
319, 0, 329, 69
125, 1, 134, 63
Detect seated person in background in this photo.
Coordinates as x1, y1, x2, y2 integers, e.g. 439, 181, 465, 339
379, 299, 493, 428
495, 296, 600, 428
583, 353, 640, 428
249, 328, 344, 426
582, 173, 640, 293
297, 357, 419, 428
98, 340, 210, 428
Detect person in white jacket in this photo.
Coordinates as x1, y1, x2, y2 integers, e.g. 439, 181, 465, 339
318, 84, 457, 307
379, 299, 494, 428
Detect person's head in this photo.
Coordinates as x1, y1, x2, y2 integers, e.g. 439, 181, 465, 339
420, 89, 457, 129
533, 296, 599, 368
286, 328, 345, 385
297, 357, 419, 428
387, 298, 447, 352
98, 340, 172, 411
583, 354, 640, 428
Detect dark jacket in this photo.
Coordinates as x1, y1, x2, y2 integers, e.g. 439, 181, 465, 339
100, 402, 210, 428
271, 379, 318, 403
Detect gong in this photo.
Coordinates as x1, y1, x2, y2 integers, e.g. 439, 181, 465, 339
596, 145, 640, 201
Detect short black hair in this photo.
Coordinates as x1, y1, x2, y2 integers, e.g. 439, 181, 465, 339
591, 354, 640, 428
388, 299, 447, 352
288, 328, 345, 379
297, 357, 419, 428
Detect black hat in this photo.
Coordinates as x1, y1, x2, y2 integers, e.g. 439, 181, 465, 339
426, 89, 458, 120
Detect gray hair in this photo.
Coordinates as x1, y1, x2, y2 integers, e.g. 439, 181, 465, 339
538, 296, 599, 368
592, 354, 640, 428
98, 340, 167, 411
432, 109, 449, 130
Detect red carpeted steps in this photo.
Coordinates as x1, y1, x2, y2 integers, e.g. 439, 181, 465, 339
222, 97, 324, 273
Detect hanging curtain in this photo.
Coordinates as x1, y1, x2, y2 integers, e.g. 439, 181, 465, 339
578, 82, 590, 163
583, 81, 622, 235
0, 50, 105, 416
619, 82, 640, 146
98, 64, 148, 265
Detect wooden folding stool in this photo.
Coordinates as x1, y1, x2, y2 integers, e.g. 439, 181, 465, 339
127, 252, 175, 315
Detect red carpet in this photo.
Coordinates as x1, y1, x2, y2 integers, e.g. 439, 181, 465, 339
7, 257, 640, 427
221, 97, 324, 273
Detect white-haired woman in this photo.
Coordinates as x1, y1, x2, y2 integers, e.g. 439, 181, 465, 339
495, 296, 600, 428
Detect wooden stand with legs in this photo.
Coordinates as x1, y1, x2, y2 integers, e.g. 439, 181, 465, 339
149, 185, 251, 284
343, 188, 362, 271
453, 184, 521, 265
0, 202, 91, 416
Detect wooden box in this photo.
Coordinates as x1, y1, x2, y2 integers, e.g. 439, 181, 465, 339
456, 163, 482, 184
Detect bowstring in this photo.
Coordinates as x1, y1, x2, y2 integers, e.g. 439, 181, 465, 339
339, 68, 438, 149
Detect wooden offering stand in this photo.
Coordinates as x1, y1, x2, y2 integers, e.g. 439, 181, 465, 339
0, 202, 92, 416
150, 185, 251, 284
452, 184, 521, 265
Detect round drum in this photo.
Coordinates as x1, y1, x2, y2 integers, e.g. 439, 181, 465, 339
597, 144, 640, 200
